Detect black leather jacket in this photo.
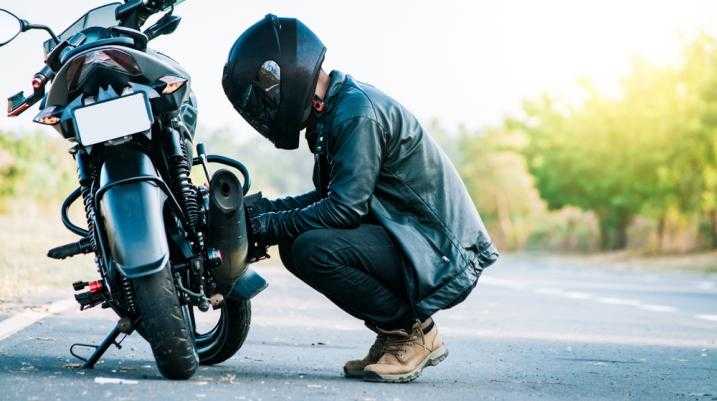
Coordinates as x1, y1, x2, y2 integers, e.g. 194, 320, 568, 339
254, 70, 499, 317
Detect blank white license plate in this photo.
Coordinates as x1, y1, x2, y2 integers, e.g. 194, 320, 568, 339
74, 93, 152, 146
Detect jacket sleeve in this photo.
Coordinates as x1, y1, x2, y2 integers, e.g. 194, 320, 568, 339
256, 117, 383, 242
254, 190, 323, 213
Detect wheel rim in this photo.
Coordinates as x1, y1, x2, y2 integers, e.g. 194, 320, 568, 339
183, 304, 227, 358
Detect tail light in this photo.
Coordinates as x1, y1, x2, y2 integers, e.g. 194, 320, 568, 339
158, 75, 187, 94
33, 106, 63, 125
66, 49, 142, 92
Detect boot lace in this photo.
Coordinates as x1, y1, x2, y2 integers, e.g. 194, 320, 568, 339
383, 325, 429, 359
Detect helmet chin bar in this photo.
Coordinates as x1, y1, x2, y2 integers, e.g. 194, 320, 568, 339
270, 123, 301, 150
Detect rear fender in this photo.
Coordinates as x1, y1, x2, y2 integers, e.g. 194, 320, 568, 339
97, 149, 169, 279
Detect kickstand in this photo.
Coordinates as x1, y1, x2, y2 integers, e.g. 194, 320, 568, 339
70, 318, 134, 369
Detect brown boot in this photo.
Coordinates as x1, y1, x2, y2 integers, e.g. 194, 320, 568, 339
343, 332, 388, 378
363, 319, 448, 383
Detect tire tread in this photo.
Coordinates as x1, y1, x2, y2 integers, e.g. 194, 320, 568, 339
134, 268, 198, 380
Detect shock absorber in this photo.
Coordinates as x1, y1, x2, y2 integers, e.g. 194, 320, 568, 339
80, 186, 97, 249
168, 125, 202, 235
167, 124, 209, 303
74, 150, 121, 310
76, 151, 97, 252
79, 174, 136, 313
120, 276, 136, 313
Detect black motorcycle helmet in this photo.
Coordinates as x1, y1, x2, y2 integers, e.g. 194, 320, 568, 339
222, 14, 326, 150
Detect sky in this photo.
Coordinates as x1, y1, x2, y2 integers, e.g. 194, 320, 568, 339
0, 0, 716, 138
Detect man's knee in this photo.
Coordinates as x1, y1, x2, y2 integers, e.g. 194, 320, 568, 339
277, 239, 295, 271
290, 229, 338, 278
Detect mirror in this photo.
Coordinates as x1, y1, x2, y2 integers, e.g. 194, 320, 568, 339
0, 9, 21, 46
144, 14, 181, 40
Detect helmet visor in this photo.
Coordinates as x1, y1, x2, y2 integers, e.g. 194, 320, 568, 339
237, 60, 281, 138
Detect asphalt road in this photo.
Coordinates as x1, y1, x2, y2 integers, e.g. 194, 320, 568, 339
0, 255, 715, 401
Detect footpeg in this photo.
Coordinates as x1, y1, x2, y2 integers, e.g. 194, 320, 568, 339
48, 237, 93, 259
73, 280, 105, 310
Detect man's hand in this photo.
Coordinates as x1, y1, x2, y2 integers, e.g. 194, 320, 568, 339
246, 215, 270, 263
244, 192, 271, 218
244, 192, 270, 263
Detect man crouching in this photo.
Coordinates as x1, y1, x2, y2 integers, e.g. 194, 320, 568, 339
221, 14, 499, 382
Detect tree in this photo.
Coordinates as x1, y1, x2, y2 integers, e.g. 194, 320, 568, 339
515, 35, 717, 251
518, 88, 662, 250
458, 126, 545, 250
682, 35, 717, 247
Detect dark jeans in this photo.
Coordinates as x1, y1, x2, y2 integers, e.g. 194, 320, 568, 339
278, 224, 417, 330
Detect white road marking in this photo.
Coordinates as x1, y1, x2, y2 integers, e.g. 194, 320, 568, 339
563, 291, 593, 300
0, 299, 75, 342
481, 277, 528, 290
439, 326, 717, 349
480, 276, 714, 321
94, 377, 138, 385
638, 304, 677, 313
249, 311, 716, 348
534, 287, 565, 296
595, 297, 642, 307
696, 281, 715, 290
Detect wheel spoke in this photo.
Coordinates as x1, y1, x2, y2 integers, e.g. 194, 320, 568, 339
181, 305, 197, 338
191, 303, 226, 356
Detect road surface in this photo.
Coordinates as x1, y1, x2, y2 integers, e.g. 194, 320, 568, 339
0, 255, 715, 401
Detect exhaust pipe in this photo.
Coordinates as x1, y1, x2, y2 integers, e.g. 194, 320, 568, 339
206, 169, 266, 299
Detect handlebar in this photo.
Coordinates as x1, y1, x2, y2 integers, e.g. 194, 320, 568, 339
7, 65, 55, 117
7, 0, 184, 117
117, 0, 179, 30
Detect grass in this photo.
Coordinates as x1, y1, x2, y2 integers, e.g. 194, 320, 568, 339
0, 211, 96, 304
598, 251, 717, 274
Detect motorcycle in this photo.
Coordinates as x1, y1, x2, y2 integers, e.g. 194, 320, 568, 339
0, 1, 267, 380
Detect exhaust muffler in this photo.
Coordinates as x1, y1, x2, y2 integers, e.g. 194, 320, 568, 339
206, 169, 267, 299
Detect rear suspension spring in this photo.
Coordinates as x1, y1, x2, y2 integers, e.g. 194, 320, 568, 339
169, 127, 202, 234
80, 184, 107, 295
80, 185, 97, 251
121, 276, 136, 313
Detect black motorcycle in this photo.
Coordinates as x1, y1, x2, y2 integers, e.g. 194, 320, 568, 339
0, 1, 267, 380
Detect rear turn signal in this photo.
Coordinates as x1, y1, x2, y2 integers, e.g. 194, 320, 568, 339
159, 75, 187, 94
33, 106, 62, 125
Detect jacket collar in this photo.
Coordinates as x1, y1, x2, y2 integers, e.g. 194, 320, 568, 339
306, 70, 347, 154
321, 70, 347, 115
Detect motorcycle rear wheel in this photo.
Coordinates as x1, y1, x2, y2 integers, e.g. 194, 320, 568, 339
133, 266, 199, 380
187, 298, 251, 365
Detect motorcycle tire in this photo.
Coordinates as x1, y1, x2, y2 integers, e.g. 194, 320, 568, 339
196, 298, 251, 365
133, 266, 199, 380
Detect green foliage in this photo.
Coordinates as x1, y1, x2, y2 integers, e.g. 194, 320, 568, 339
0, 131, 75, 211
518, 88, 660, 250
457, 125, 544, 250
458, 34, 717, 252
516, 35, 717, 250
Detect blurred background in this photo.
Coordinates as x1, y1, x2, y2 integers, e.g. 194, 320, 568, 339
2, 0, 717, 302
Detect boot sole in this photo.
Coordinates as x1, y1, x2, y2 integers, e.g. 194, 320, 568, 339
343, 366, 368, 378
362, 346, 449, 383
